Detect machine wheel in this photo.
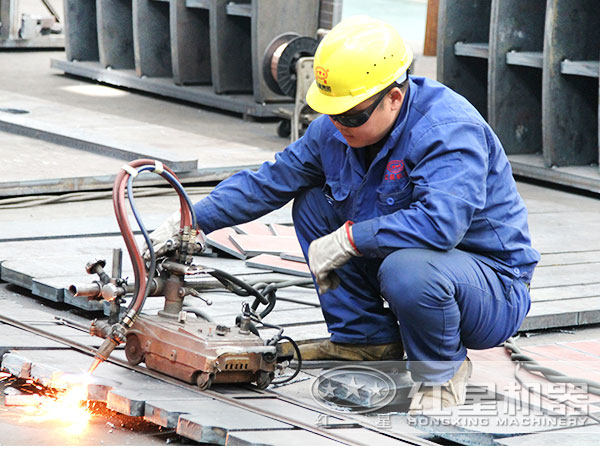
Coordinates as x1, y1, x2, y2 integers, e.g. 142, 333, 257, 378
277, 119, 291, 138
255, 370, 274, 389
124, 334, 144, 365
195, 372, 214, 390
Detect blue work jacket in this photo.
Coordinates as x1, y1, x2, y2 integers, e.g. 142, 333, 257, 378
195, 77, 540, 283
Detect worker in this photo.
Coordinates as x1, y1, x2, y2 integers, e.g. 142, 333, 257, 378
149, 16, 540, 412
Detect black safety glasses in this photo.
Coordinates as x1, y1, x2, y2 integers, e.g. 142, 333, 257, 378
329, 86, 391, 128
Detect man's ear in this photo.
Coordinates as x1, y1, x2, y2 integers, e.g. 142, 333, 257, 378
388, 87, 404, 111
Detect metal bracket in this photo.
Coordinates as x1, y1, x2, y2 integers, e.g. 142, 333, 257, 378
291, 57, 320, 142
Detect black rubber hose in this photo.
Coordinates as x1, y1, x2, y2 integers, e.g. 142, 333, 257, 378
207, 268, 270, 305
250, 282, 278, 319
271, 335, 302, 385
246, 313, 302, 385
249, 279, 314, 319
258, 290, 277, 319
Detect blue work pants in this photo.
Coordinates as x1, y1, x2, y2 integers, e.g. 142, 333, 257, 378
292, 187, 531, 383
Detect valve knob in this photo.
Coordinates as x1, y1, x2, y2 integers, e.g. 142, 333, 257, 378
86, 259, 106, 275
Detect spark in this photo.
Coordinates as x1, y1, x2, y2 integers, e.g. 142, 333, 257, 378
16, 378, 92, 435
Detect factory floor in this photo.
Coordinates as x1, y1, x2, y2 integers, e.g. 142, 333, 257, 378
2, 43, 600, 445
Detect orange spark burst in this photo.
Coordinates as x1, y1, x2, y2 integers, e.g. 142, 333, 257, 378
18, 381, 92, 435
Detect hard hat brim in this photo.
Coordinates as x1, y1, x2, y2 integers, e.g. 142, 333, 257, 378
306, 81, 381, 116
306, 58, 412, 116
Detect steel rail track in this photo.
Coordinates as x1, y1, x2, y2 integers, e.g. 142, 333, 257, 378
0, 313, 435, 446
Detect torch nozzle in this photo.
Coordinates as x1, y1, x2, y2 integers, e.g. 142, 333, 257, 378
88, 332, 121, 374
87, 357, 102, 375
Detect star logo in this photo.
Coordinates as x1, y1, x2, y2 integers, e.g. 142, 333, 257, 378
344, 376, 365, 400
364, 382, 388, 404
310, 366, 397, 414
319, 380, 337, 398
370, 382, 386, 398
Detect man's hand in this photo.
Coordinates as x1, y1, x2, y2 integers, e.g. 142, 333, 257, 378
143, 211, 207, 259
308, 221, 361, 294
143, 211, 181, 259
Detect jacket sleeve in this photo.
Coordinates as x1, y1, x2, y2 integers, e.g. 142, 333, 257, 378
194, 119, 326, 234
351, 121, 490, 258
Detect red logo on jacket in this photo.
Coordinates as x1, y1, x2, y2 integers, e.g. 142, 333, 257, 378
385, 160, 405, 180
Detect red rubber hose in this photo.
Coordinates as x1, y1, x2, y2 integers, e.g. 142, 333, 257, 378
112, 159, 193, 320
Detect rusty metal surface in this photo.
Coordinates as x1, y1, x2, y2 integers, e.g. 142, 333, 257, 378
245, 254, 311, 278
127, 314, 277, 387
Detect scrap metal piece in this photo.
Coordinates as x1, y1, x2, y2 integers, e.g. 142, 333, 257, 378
245, 254, 310, 278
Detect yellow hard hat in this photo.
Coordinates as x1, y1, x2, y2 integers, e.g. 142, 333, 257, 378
306, 16, 413, 115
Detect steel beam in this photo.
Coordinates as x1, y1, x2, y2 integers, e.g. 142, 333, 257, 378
488, 0, 545, 156
64, 0, 99, 61
542, 0, 600, 168
209, 0, 253, 94
437, 0, 491, 118
170, 0, 211, 85
133, 0, 172, 77
97, 0, 135, 69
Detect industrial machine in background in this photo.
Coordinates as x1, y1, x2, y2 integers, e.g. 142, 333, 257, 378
0, 0, 63, 48
49, 0, 341, 137
437, 0, 600, 194
70, 159, 300, 390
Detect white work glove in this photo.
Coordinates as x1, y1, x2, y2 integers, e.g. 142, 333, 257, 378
143, 211, 207, 259
308, 221, 361, 295
143, 211, 181, 259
